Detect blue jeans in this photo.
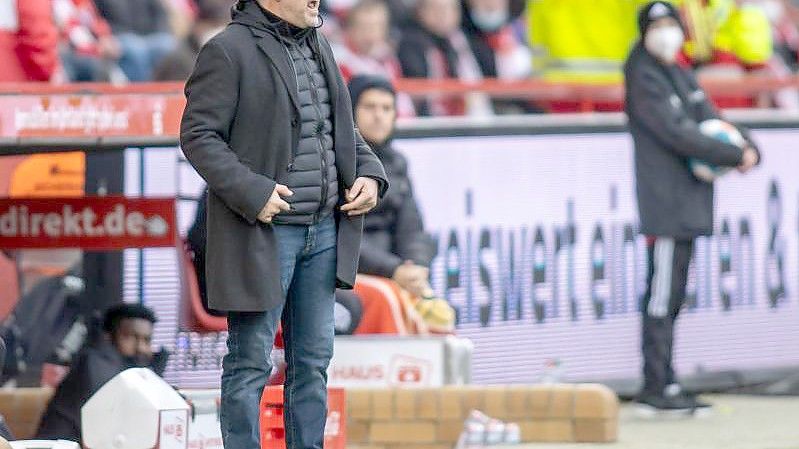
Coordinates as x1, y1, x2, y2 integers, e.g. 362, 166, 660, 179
116, 32, 176, 81
220, 216, 337, 449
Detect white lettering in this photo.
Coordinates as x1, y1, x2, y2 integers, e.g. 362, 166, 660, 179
0, 206, 17, 236
105, 204, 125, 236
62, 205, 82, 236
30, 213, 44, 237
126, 212, 145, 237
82, 207, 98, 236
43, 213, 62, 237
20, 205, 28, 236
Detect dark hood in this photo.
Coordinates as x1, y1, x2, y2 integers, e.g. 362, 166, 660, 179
232, 0, 314, 43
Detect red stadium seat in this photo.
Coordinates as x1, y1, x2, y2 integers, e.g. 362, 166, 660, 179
177, 238, 286, 348
177, 238, 227, 333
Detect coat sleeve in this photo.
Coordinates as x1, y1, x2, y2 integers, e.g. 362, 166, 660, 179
354, 129, 389, 197
628, 65, 744, 167
685, 69, 762, 165
180, 40, 276, 225
398, 35, 429, 78
394, 165, 436, 267
358, 237, 404, 279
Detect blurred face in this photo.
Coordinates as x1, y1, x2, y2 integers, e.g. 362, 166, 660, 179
418, 0, 460, 38
468, 0, 507, 14
262, 0, 321, 28
112, 318, 154, 367
347, 5, 390, 56
355, 88, 396, 146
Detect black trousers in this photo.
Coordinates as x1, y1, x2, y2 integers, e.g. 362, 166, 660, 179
641, 237, 694, 397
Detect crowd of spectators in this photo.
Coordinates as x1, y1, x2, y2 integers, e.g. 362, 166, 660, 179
2, 0, 799, 114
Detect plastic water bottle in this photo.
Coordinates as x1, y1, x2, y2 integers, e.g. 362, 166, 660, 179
503, 423, 521, 444
541, 358, 563, 383
455, 410, 489, 448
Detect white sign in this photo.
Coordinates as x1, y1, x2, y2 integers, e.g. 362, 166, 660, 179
158, 410, 188, 449
397, 130, 799, 384
328, 336, 445, 388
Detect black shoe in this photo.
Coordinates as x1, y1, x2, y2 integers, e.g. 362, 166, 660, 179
681, 393, 713, 411
634, 394, 696, 417
635, 394, 694, 411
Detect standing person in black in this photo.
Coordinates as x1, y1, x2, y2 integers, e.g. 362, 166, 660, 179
625, 1, 760, 413
180, 1, 387, 448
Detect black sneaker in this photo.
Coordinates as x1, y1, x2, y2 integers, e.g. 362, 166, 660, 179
682, 393, 713, 416
665, 384, 713, 412
634, 394, 695, 417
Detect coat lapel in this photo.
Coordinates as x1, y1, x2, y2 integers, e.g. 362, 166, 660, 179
317, 33, 340, 114
251, 28, 300, 113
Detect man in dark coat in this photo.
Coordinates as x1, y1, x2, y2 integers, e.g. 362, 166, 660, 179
35, 304, 163, 443
625, 1, 760, 413
179, 0, 387, 448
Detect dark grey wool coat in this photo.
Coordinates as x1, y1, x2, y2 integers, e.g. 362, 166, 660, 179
180, 1, 387, 312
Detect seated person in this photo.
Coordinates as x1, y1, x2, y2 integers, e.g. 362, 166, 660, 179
345, 75, 454, 334
36, 303, 166, 443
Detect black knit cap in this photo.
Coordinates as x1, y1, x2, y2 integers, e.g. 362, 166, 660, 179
638, 1, 684, 37
348, 75, 396, 112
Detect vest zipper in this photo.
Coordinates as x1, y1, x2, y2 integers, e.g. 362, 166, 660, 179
296, 41, 329, 224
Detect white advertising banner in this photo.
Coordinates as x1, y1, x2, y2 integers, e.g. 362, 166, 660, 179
128, 128, 799, 387
396, 130, 799, 384
328, 336, 446, 388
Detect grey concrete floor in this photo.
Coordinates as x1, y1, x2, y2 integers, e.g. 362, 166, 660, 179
505, 395, 799, 449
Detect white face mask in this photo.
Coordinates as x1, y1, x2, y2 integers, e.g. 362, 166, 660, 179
470, 9, 509, 32
645, 26, 685, 63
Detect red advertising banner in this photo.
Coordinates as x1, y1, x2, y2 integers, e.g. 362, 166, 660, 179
0, 197, 176, 249
0, 93, 185, 139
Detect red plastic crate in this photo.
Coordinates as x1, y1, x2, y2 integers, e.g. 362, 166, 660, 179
259, 386, 346, 449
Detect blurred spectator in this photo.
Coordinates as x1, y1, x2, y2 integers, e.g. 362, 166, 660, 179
680, 1, 786, 108
335, 1, 400, 82
347, 75, 454, 333
53, 0, 122, 82
36, 303, 167, 444
93, 0, 177, 81
462, 0, 536, 113
527, 0, 647, 111
398, 0, 493, 116
462, 0, 530, 80
736, 0, 799, 109
333, 0, 415, 116
153, 0, 232, 81
527, 0, 647, 83
163, 0, 200, 40
768, 0, 799, 69
0, 0, 60, 82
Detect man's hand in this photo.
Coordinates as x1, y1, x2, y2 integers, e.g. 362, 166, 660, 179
258, 184, 293, 224
341, 177, 379, 216
393, 261, 433, 298
738, 146, 759, 174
